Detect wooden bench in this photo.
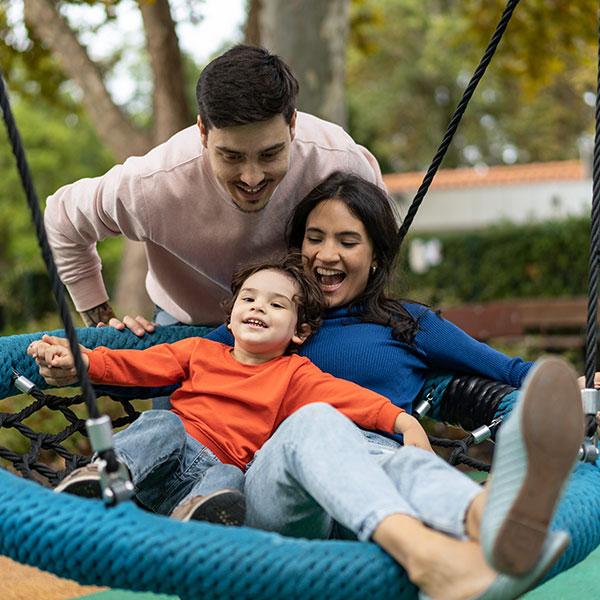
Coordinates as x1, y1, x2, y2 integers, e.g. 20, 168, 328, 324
441, 297, 591, 351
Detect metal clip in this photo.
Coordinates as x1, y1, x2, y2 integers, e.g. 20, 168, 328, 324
12, 369, 35, 394
97, 458, 135, 506
581, 388, 600, 415
414, 399, 432, 419
578, 442, 599, 464
86, 415, 134, 505
472, 417, 503, 445
471, 425, 491, 444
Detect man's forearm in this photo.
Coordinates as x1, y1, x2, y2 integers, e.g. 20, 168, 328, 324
80, 301, 116, 326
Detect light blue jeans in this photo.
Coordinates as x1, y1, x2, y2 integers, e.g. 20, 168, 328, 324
114, 410, 244, 514
245, 403, 481, 541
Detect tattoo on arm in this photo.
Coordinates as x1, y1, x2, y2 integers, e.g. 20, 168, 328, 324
80, 302, 116, 326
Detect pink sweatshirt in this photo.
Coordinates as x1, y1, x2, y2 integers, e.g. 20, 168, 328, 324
45, 112, 384, 324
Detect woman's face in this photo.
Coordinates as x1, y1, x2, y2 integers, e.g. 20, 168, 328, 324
301, 199, 375, 308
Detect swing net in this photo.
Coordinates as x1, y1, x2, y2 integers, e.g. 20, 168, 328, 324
1, 0, 600, 597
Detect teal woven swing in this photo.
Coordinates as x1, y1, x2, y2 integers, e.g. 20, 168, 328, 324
2, 0, 600, 597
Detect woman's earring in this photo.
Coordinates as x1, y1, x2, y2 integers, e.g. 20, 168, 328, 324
371, 265, 377, 274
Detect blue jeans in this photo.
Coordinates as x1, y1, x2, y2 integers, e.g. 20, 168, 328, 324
113, 410, 244, 514
245, 403, 481, 541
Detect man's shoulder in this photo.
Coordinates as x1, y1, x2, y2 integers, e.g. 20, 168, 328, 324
294, 112, 356, 152
125, 125, 204, 180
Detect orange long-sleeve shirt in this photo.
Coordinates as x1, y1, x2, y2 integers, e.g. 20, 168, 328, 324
87, 337, 403, 469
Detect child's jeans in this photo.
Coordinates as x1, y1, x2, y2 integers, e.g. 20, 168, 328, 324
244, 403, 481, 541
113, 410, 244, 515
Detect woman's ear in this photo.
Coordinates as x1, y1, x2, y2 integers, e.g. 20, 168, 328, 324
292, 323, 311, 346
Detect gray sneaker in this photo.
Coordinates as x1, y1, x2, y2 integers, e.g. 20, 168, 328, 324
55, 463, 102, 498
170, 489, 246, 526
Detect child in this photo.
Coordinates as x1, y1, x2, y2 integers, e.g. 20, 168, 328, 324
28, 254, 430, 526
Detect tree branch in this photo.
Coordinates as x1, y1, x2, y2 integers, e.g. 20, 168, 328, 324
23, 0, 152, 161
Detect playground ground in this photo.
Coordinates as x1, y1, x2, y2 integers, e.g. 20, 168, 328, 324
1, 542, 598, 599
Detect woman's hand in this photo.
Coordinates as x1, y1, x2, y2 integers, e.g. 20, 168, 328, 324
27, 334, 90, 386
394, 412, 434, 453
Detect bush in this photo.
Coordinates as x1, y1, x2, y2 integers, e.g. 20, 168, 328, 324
395, 217, 590, 306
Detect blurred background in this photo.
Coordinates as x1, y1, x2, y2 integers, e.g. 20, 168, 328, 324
0, 0, 596, 367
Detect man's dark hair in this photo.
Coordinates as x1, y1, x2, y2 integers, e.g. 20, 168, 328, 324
197, 45, 299, 132
223, 254, 323, 354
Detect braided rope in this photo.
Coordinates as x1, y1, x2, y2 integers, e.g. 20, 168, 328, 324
397, 0, 520, 245
0, 73, 99, 420
585, 12, 600, 388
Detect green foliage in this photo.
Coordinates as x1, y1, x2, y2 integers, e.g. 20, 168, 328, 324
347, 0, 595, 172
0, 94, 118, 333
396, 217, 590, 307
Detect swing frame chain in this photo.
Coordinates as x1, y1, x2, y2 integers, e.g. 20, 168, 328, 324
579, 388, 600, 464
86, 415, 134, 505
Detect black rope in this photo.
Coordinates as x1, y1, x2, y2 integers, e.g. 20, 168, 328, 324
428, 434, 491, 473
0, 384, 141, 486
0, 71, 122, 472
397, 0, 521, 245
585, 10, 600, 389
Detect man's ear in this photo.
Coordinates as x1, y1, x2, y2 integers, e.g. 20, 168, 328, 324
197, 115, 208, 147
289, 110, 297, 142
291, 322, 311, 346
226, 321, 232, 331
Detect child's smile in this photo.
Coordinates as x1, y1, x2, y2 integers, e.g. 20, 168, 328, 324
228, 269, 305, 365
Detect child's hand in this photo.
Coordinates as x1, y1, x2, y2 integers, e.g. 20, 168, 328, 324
27, 334, 90, 386
394, 412, 433, 453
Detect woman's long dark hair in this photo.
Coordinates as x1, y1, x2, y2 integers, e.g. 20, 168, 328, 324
287, 171, 419, 343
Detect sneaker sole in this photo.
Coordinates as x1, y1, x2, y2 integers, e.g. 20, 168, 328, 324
483, 357, 583, 575
54, 478, 102, 498
188, 490, 246, 526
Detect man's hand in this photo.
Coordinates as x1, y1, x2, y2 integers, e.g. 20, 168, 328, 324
577, 372, 600, 389
394, 412, 434, 453
80, 301, 156, 337
98, 315, 156, 337
27, 334, 90, 386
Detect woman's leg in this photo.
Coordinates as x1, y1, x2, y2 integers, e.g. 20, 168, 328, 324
245, 403, 497, 600
245, 403, 482, 541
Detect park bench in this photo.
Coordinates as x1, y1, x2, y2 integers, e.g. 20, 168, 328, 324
441, 296, 590, 352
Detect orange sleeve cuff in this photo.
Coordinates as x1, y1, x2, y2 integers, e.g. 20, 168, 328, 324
375, 402, 405, 433
86, 348, 107, 382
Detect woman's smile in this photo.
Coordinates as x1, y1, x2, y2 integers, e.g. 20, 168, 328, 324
302, 199, 375, 307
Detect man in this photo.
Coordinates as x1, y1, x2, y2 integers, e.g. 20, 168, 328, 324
45, 45, 383, 335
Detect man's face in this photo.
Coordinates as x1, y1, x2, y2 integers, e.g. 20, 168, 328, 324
199, 113, 295, 212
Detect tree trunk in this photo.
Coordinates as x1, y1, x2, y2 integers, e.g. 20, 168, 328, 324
113, 0, 193, 318
257, 0, 349, 127
138, 0, 192, 142
24, 0, 193, 320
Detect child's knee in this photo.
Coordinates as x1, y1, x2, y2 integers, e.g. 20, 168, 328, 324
123, 409, 186, 449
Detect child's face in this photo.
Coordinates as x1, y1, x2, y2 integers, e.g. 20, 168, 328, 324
229, 269, 304, 362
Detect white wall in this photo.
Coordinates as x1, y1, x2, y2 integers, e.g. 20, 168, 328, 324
395, 179, 592, 232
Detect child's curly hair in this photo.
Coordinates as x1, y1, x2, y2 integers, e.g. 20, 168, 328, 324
222, 254, 324, 354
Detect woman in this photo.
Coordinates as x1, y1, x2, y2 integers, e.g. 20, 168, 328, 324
210, 171, 531, 415
204, 172, 583, 599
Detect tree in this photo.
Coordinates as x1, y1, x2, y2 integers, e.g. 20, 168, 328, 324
248, 0, 350, 127
346, 0, 596, 172
4, 0, 199, 318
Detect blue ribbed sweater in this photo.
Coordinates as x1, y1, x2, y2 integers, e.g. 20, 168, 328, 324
207, 304, 533, 413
